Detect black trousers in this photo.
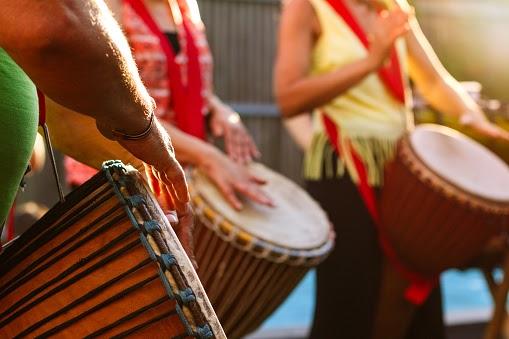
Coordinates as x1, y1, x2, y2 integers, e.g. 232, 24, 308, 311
306, 173, 445, 339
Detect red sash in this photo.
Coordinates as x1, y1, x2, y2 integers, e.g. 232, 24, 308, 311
37, 89, 46, 126
326, 0, 406, 104
125, 0, 206, 140
323, 1, 436, 304
4, 204, 15, 244
322, 114, 437, 305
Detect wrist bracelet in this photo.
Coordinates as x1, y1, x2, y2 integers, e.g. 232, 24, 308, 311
113, 112, 155, 140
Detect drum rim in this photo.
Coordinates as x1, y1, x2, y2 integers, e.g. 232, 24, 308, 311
400, 129, 509, 215
107, 162, 226, 339
189, 182, 334, 267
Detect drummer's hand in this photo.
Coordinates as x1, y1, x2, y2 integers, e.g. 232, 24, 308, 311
144, 164, 197, 268
460, 111, 509, 142
114, 118, 191, 206
199, 147, 274, 210
209, 98, 260, 165
367, 8, 410, 70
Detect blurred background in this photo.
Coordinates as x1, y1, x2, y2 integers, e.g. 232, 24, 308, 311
5, 0, 509, 338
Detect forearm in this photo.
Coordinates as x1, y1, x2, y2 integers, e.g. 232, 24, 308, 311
406, 18, 483, 120
208, 94, 224, 113
0, 0, 153, 135
276, 57, 377, 117
161, 121, 217, 166
46, 99, 143, 170
421, 76, 483, 120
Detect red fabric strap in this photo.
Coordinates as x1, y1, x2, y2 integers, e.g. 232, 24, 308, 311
125, 0, 206, 140
322, 114, 436, 305
326, 0, 406, 104
6, 204, 15, 242
37, 89, 46, 126
1, 202, 16, 253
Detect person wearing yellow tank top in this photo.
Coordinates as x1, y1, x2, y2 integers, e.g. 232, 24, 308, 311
274, 0, 509, 338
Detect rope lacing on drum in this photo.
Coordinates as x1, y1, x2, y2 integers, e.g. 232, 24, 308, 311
104, 161, 216, 339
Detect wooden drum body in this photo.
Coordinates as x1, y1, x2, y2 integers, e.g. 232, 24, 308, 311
188, 164, 333, 338
0, 161, 225, 339
381, 124, 509, 276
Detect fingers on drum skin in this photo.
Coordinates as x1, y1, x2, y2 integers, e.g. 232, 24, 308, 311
248, 135, 261, 159
240, 128, 261, 161
232, 130, 245, 163
249, 173, 267, 186
241, 134, 254, 164
233, 181, 274, 207
225, 131, 239, 163
233, 139, 248, 165
217, 179, 244, 210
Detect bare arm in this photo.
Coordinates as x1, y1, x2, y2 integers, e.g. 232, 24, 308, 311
274, 0, 408, 117
161, 121, 273, 209
0, 0, 152, 136
405, 17, 479, 119
0, 0, 191, 210
404, 10, 509, 140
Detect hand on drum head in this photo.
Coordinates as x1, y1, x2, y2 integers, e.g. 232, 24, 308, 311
209, 100, 260, 165
200, 148, 274, 210
460, 113, 509, 142
144, 164, 198, 268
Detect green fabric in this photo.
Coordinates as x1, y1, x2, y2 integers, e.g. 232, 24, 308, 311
0, 48, 38, 224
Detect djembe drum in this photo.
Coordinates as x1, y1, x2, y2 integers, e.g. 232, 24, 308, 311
188, 163, 334, 338
380, 124, 509, 276
373, 124, 509, 339
0, 161, 225, 339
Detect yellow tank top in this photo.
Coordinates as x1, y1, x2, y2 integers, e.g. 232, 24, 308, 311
304, 0, 412, 186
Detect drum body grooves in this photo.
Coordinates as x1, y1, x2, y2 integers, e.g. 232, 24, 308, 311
381, 124, 509, 276
188, 163, 334, 338
0, 161, 225, 339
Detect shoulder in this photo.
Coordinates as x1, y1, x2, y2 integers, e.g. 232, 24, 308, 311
283, 0, 315, 16
281, 0, 320, 35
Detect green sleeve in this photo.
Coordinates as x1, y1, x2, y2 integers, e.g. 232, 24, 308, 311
0, 48, 38, 224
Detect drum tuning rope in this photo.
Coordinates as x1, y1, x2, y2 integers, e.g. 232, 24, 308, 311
104, 162, 218, 338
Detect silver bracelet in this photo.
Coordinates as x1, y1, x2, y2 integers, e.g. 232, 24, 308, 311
113, 112, 155, 140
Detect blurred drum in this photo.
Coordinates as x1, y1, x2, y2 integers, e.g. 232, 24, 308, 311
188, 163, 334, 338
0, 161, 225, 339
381, 124, 509, 275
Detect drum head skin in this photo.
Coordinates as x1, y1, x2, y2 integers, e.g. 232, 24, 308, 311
190, 164, 330, 250
410, 124, 509, 202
